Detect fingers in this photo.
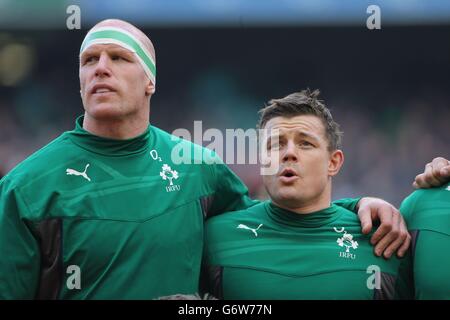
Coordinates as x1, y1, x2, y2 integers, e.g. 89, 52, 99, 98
439, 164, 450, 177
413, 163, 432, 188
414, 157, 450, 189
372, 207, 398, 257
370, 205, 393, 247
426, 163, 445, 186
397, 229, 411, 258
357, 206, 373, 235
416, 163, 441, 188
432, 156, 450, 168
360, 197, 411, 258
383, 214, 410, 258
431, 158, 450, 183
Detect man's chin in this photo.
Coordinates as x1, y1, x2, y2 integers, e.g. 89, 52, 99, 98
86, 104, 127, 120
273, 190, 304, 206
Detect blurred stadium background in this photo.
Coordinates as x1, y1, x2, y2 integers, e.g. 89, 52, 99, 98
0, 0, 449, 206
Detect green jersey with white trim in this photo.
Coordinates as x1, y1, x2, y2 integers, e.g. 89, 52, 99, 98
204, 201, 414, 300
400, 182, 450, 300
0, 116, 361, 299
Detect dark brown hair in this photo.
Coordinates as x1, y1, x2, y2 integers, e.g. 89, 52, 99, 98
258, 89, 343, 151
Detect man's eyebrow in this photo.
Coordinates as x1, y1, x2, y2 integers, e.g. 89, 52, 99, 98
296, 131, 320, 141
80, 49, 95, 56
268, 130, 319, 141
80, 48, 99, 60
110, 47, 134, 55
266, 133, 285, 144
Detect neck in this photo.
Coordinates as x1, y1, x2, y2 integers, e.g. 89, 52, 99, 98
82, 109, 150, 140
272, 182, 332, 214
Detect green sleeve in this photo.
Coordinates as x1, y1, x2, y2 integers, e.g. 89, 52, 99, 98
332, 197, 362, 213
0, 179, 40, 299
399, 191, 417, 226
207, 160, 259, 218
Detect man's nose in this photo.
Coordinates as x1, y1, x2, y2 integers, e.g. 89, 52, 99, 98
282, 140, 298, 162
94, 53, 112, 77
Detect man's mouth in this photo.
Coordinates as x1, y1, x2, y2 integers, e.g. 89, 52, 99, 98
278, 168, 299, 183
95, 88, 113, 94
91, 84, 116, 95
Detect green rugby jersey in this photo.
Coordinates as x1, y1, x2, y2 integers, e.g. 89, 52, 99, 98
0, 116, 257, 299
400, 182, 450, 300
204, 201, 414, 300
0, 116, 360, 299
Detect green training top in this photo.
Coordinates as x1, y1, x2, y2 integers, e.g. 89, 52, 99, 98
400, 182, 450, 300
0, 116, 360, 299
204, 201, 414, 300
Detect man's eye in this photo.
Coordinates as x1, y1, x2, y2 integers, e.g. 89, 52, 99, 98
300, 141, 313, 147
268, 141, 281, 150
112, 55, 127, 61
84, 56, 96, 64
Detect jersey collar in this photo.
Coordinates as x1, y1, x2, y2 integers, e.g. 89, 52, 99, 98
66, 115, 152, 156
266, 201, 342, 228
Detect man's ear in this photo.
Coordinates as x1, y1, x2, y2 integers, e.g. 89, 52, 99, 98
145, 81, 155, 96
328, 149, 344, 177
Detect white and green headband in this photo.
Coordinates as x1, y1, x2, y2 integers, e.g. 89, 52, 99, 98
80, 26, 156, 85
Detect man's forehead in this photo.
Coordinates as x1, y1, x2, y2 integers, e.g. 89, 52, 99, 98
264, 115, 325, 134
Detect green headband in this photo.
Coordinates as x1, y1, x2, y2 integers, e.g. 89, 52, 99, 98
80, 26, 156, 84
